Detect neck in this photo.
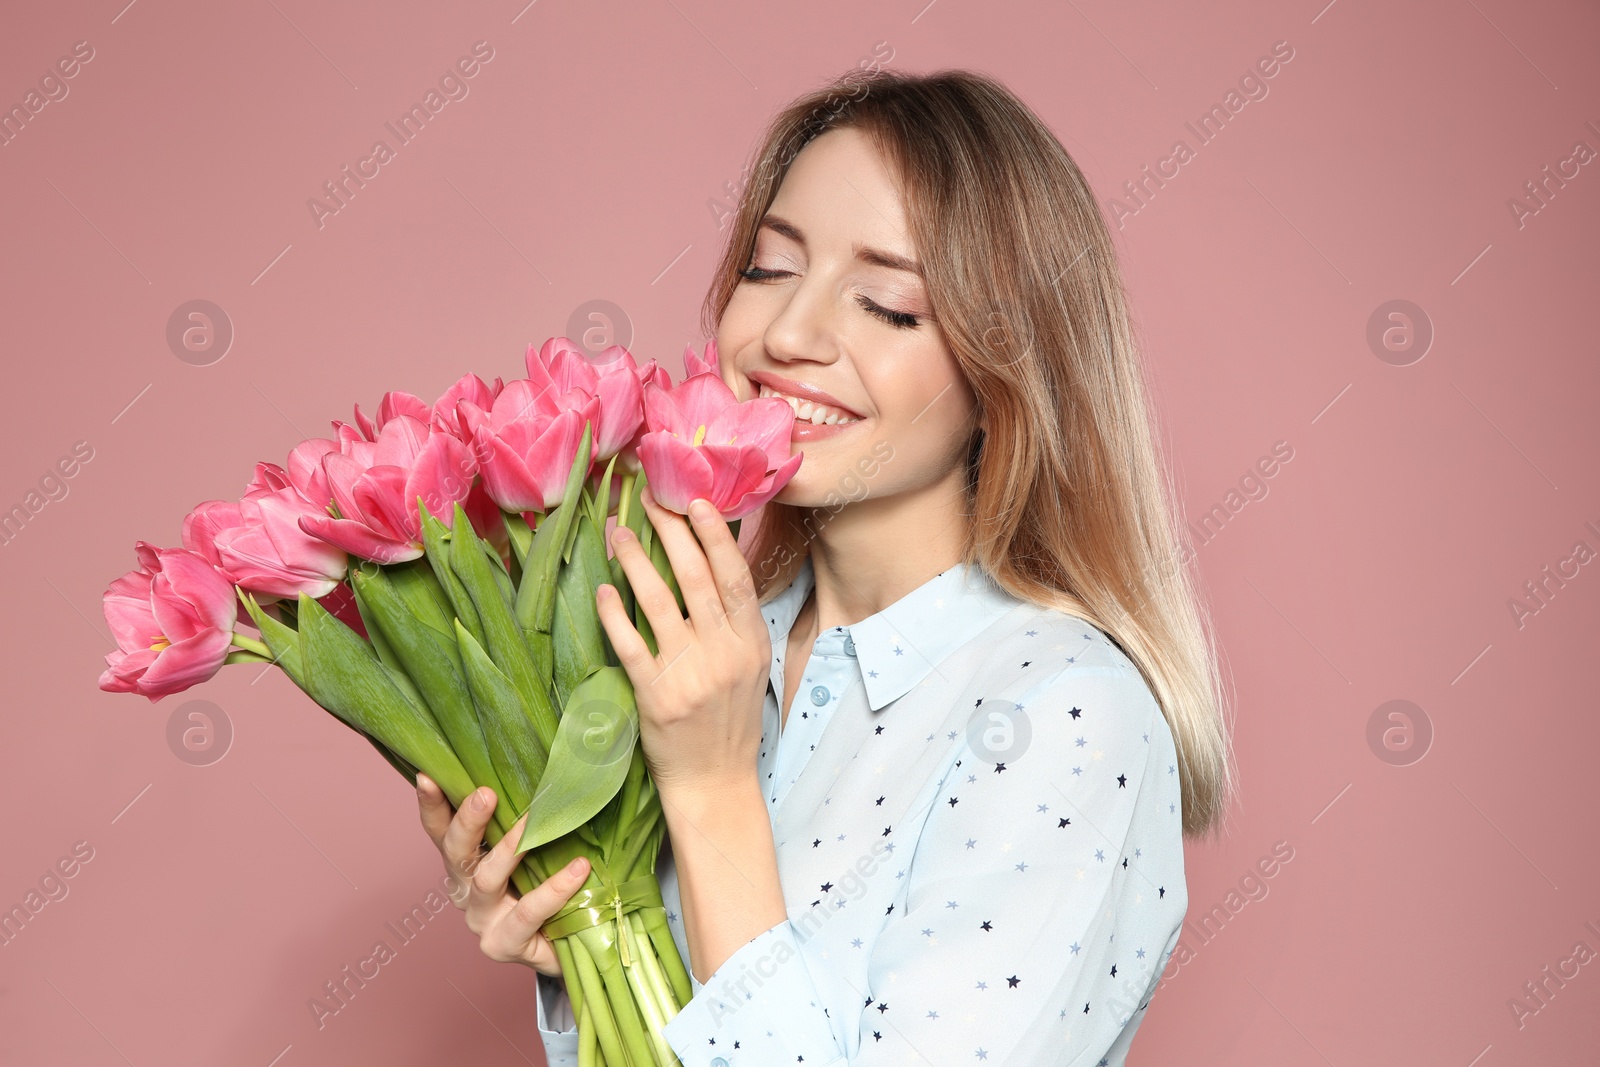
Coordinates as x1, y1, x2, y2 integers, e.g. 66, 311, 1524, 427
796, 466, 972, 636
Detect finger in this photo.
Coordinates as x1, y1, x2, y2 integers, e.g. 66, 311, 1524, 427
596, 582, 657, 677
485, 855, 592, 961
608, 520, 689, 654
639, 485, 723, 637
416, 773, 455, 848
441, 786, 497, 879
466, 810, 529, 919
686, 497, 766, 644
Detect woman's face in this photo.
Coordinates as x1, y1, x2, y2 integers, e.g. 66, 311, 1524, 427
717, 126, 979, 509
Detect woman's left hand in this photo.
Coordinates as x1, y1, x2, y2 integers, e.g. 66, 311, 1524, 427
596, 485, 771, 800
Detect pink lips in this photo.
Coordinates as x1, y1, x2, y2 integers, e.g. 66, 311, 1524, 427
746, 370, 865, 419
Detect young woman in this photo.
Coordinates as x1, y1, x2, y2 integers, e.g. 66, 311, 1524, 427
416, 68, 1233, 1065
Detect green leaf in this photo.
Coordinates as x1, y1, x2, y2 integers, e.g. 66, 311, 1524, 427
552, 512, 611, 707
295, 592, 476, 806
514, 423, 593, 636
454, 619, 547, 814
448, 501, 560, 752
348, 568, 428, 712
483, 538, 515, 605
240, 593, 304, 686
419, 499, 485, 648
517, 666, 638, 853
504, 511, 535, 571
347, 564, 507, 815
585, 451, 619, 534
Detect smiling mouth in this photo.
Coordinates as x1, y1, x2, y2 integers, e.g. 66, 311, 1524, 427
755, 383, 865, 426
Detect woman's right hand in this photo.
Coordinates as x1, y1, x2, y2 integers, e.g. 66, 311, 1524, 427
416, 773, 591, 978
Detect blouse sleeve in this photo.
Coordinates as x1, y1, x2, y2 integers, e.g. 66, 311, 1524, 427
661, 661, 1182, 1066
535, 972, 579, 1066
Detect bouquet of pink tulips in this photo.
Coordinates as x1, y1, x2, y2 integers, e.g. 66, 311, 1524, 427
98, 338, 801, 1067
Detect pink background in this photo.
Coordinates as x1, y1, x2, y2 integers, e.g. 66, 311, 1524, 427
2, 0, 1596, 1064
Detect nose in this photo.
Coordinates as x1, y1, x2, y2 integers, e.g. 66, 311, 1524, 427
758, 272, 842, 373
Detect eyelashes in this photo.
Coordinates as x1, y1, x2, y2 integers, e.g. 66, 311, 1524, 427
737, 265, 921, 329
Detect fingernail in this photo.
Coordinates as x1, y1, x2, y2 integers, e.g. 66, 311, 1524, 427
566, 857, 587, 876
472, 788, 491, 811
689, 499, 711, 522
612, 527, 633, 544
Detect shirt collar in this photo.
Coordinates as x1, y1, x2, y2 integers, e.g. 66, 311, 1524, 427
763, 554, 1021, 711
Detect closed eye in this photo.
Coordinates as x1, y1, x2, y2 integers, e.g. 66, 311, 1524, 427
739, 266, 921, 329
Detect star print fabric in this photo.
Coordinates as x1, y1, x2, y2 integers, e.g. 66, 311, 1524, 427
536, 554, 1188, 1066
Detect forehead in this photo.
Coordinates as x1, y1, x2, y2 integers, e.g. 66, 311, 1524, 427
767, 126, 911, 242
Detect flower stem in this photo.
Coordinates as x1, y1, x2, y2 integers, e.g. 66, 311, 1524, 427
552, 930, 585, 1025
616, 471, 636, 530
570, 934, 634, 1067
617, 914, 674, 1065
639, 908, 693, 1007
230, 632, 273, 658
625, 911, 682, 1063
577, 922, 657, 1066
578, 997, 599, 1067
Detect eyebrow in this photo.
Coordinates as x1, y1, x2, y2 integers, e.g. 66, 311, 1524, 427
758, 214, 924, 278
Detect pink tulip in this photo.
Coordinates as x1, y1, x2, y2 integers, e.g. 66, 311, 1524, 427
637, 358, 673, 392
183, 489, 348, 600
285, 439, 338, 510
636, 370, 801, 520
682, 338, 721, 379
525, 337, 646, 462
615, 358, 676, 474
351, 373, 504, 446
459, 381, 601, 513
99, 542, 239, 702
298, 414, 478, 563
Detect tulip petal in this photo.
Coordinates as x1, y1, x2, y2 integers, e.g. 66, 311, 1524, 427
725, 450, 804, 519
133, 627, 235, 699
154, 548, 238, 632
636, 432, 714, 514
353, 465, 416, 541
103, 569, 159, 652
405, 433, 477, 533
377, 391, 430, 430
698, 443, 771, 508
288, 438, 338, 508
299, 512, 422, 563
708, 396, 797, 459
373, 414, 430, 469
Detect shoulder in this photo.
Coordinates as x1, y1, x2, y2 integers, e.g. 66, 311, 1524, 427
968, 603, 1168, 756
980, 602, 1157, 700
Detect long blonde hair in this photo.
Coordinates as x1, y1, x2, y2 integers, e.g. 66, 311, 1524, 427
703, 68, 1234, 839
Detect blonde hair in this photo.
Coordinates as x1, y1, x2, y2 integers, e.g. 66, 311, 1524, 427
703, 68, 1234, 839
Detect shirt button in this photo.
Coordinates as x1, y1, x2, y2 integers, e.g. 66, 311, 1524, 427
810, 685, 830, 706
843, 635, 856, 656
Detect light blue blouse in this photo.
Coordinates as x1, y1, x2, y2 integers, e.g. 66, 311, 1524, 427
536, 554, 1188, 1065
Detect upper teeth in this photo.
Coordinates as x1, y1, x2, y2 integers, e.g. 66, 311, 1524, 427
759, 384, 862, 425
